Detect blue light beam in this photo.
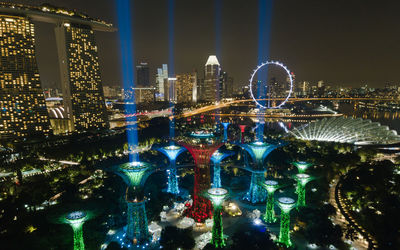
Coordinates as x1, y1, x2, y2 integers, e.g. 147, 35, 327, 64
256, 0, 274, 141
117, 0, 139, 162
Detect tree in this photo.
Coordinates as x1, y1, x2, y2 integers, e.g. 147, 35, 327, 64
159, 226, 195, 250
230, 222, 276, 250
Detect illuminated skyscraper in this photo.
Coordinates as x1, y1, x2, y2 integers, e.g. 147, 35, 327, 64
176, 72, 197, 103
0, 15, 51, 139
220, 71, 233, 99
136, 62, 150, 87
156, 64, 168, 101
202, 55, 220, 102
55, 22, 108, 132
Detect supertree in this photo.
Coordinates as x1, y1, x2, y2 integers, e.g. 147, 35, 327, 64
64, 211, 88, 250
207, 188, 229, 248
295, 173, 313, 208
179, 130, 223, 223
211, 150, 234, 188
260, 180, 279, 223
239, 125, 247, 144
239, 141, 278, 203
292, 161, 312, 173
156, 145, 186, 194
277, 197, 296, 248
114, 161, 152, 245
221, 122, 230, 142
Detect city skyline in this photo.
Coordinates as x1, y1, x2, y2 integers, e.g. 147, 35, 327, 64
5, 0, 400, 89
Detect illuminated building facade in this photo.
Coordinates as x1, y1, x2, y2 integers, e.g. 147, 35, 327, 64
163, 77, 176, 103
202, 55, 220, 102
133, 87, 156, 103
0, 15, 51, 139
55, 22, 108, 132
176, 72, 197, 103
136, 62, 150, 87
156, 64, 168, 101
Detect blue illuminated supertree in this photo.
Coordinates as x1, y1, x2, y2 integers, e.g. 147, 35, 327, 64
240, 141, 278, 203
221, 122, 230, 142
114, 161, 153, 246
156, 145, 186, 194
211, 150, 234, 188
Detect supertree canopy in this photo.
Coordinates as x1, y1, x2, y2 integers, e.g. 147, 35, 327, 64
290, 117, 400, 145
179, 130, 223, 223
221, 122, 230, 142
277, 197, 296, 248
115, 161, 152, 245
156, 145, 186, 194
260, 180, 279, 223
65, 211, 88, 250
295, 173, 313, 208
292, 161, 312, 173
207, 188, 229, 248
240, 141, 278, 203
211, 150, 234, 188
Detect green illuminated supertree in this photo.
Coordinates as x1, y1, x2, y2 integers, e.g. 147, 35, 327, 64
116, 161, 152, 245
277, 197, 296, 248
260, 180, 279, 223
65, 211, 88, 250
295, 173, 313, 208
207, 188, 229, 248
292, 161, 312, 173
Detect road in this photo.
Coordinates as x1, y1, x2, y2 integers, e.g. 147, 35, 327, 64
174, 97, 398, 118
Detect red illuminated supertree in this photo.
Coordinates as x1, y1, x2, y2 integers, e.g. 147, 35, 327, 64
239, 125, 247, 144
179, 131, 223, 223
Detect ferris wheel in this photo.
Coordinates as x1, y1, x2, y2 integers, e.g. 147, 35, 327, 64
249, 61, 294, 109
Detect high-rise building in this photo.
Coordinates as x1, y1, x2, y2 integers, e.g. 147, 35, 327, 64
55, 22, 108, 132
156, 64, 168, 101
0, 15, 51, 139
176, 72, 197, 103
136, 62, 150, 87
133, 87, 156, 103
299, 81, 309, 96
202, 55, 221, 102
219, 71, 233, 99
164, 77, 177, 103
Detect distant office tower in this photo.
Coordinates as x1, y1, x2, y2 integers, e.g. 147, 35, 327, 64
136, 62, 150, 87
219, 71, 233, 99
55, 22, 108, 132
299, 81, 309, 96
133, 87, 156, 103
164, 77, 177, 103
176, 72, 197, 103
203, 55, 221, 102
156, 64, 168, 101
0, 15, 51, 139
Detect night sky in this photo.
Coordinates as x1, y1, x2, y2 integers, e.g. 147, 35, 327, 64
7, 0, 400, 89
